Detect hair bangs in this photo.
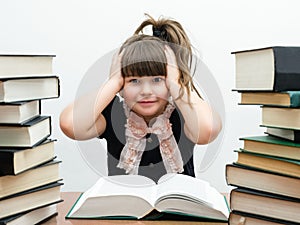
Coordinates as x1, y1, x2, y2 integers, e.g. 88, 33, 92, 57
122, 60, 166, 77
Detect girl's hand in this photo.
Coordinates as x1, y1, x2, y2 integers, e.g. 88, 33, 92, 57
165, 45, 180, 90
109, 49, 124, 91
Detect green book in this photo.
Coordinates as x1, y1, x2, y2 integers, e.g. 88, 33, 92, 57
239, 135, 300, 160
235, 149, 300, 178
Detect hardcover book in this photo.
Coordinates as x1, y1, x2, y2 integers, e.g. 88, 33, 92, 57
262, 106, 300, 130
0, 182, 62, 219
0, 139, 56, 176
0, 203, 58, 225
238, 91, 300, 107
263, 125, 300, 143
0, 160, 61, 199
235, 149, 300, 178
232, 46, 300, 91
230, 188, 300, 223
0, 54, 55, 79
239, 135, 300, 160
66, 174, 229, 222
0, 100, 40, 124
0, 76, 60, 103
226, 163, 300, 199
0, 115, 51, 147
229, 211, 300, 225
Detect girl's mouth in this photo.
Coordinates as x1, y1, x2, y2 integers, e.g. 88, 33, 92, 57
138, 100, 157, 106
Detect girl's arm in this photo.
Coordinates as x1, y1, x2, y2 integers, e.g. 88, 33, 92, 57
165, 47, 222, 144
59, 52, 124, 140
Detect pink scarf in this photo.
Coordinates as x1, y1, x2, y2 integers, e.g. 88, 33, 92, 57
117, 101, 184, 175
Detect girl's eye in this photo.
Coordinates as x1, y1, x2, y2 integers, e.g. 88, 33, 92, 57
153, 77, 163, 83
129, 79, 140, 84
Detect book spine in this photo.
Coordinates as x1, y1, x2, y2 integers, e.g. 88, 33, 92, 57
273, 47, 300, 91
294, 131, 300, 143
289, 91, 300, 107
0, 152, 14, 175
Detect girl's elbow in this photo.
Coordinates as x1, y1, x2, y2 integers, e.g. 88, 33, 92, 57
197, 120, 222, 145
59, 114, 76, 140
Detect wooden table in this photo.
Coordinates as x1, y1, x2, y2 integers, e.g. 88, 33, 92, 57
43, 192, 228, 225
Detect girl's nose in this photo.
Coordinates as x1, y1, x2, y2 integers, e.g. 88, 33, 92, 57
140, 82, 152, 95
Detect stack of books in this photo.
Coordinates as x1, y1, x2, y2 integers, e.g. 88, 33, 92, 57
227, 46, 300, 225
0, 54, 63, 225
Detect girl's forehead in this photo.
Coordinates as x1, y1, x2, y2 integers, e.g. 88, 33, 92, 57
124, 75, 165, 79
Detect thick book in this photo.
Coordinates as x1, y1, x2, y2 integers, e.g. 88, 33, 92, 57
262, 106, 300, 130
0, 54, 55, 79
0, 203, 58, 225
239, 135, 300, 160
235, 149, 300, 178
229, 211, 300, 225
238, 91, 300, 107
0, 182, 63, 219
230, 188, 300, 223
0, 76, 60, 103
0, 139, 56, 176
0, 115, 51, 147
66, 174, 229, 221
226, 163, 300, 199
232, 46, 300, 91
0, 160, 61, 198
263, 125, 300, 143
0, 100, 40, 124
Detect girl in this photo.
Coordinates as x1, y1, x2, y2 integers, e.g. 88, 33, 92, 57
60, 15, 222, 181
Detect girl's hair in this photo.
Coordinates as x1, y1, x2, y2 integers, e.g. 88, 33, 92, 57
119, 14, 200, 102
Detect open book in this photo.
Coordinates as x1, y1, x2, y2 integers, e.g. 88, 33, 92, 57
66, 174, 229, 221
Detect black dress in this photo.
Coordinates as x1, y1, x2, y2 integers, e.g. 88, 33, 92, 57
99, 96, 195, 182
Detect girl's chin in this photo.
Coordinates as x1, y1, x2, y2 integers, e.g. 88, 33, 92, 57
133, 109, 164, 120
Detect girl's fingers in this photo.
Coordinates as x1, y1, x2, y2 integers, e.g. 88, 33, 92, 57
110, 49, 124, 78
164, 45, 177, 67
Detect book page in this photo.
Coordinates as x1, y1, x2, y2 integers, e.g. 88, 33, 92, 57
155, 174, 229, 218
69, 175, 157, 216
156, 174, 210, 203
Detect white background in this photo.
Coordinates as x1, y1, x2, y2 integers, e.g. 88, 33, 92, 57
1, 0, 300, 192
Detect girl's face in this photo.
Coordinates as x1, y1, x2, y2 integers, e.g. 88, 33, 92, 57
122, 75, 170, 122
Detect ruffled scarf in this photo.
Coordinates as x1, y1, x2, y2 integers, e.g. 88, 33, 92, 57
117, 101, 184, 175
